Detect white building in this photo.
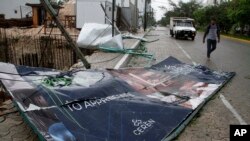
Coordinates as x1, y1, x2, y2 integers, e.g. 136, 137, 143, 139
0, 0, 40, 19
116, 0, 146, 14
116, 0, 130, 7
206, 0, 223, 5
76, 0, 151, 29
76, 0, 114, 28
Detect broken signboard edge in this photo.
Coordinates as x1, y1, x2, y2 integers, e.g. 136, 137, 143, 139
0, 60, 236, 141
0, 81, 46, 141
162, 72, 236, 141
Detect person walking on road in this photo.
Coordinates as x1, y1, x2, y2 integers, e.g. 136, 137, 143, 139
203, 18, 220, 59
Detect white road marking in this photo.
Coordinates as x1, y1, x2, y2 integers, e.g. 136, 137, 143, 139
114, 40, 140, 69
114, 54, 130, 69
174, 40, 247, 125
220, 94, 247, 125
174, 40, 197, 65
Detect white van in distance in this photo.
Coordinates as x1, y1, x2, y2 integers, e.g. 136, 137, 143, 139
170, 17, 196, 40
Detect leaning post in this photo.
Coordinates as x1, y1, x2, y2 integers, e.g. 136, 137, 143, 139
40, 0, 91, 69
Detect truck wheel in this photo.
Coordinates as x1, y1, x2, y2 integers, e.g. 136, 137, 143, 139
191, 37, 195, 41
170, 30, 174, 37
175, 34, 178, 39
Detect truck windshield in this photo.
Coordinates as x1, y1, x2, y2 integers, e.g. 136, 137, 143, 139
176, 21, 193, 27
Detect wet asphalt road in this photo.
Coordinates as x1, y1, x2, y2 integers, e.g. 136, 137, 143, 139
173, 28, 250, 122
170, 27, 250, 140
129, 27, 250, 140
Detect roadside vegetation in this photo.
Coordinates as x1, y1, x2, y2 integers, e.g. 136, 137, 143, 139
158, 0, 250, 40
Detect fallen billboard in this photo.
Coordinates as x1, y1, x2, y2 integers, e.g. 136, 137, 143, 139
0, 57, 235, 141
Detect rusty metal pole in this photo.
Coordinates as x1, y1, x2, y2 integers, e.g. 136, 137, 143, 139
40, 0, 91, 69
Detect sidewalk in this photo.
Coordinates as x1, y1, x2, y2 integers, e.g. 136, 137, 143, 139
127, 27, 193, 68
85, 34, 143, 69
71, 30, 147, 69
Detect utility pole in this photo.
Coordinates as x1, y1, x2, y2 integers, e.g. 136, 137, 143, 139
40, 0, 91, 69
112, 0, 116, 37
134, 0, 138, 32
20, 6, 23, 19
144, 0, 147, 31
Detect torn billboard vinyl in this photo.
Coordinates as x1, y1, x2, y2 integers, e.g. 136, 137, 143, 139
0, 57, 235, 141
77, 23, 123, 50
109, 56, 235, 109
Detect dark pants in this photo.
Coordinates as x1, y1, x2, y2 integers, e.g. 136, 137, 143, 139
207, 39, 217, 58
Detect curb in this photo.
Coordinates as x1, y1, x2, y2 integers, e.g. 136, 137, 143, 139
221, 35, 250, 44
114, 29, 151, 69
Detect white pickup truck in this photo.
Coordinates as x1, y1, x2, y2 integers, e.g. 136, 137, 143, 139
170, 17, 196, 40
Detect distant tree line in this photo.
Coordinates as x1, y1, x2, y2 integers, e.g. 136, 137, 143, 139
158, 0, 250, 36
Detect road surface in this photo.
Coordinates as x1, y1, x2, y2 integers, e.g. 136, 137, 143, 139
128, 26, 250, 141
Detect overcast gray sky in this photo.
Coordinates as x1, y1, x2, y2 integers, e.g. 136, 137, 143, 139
151, 0, 198, 21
